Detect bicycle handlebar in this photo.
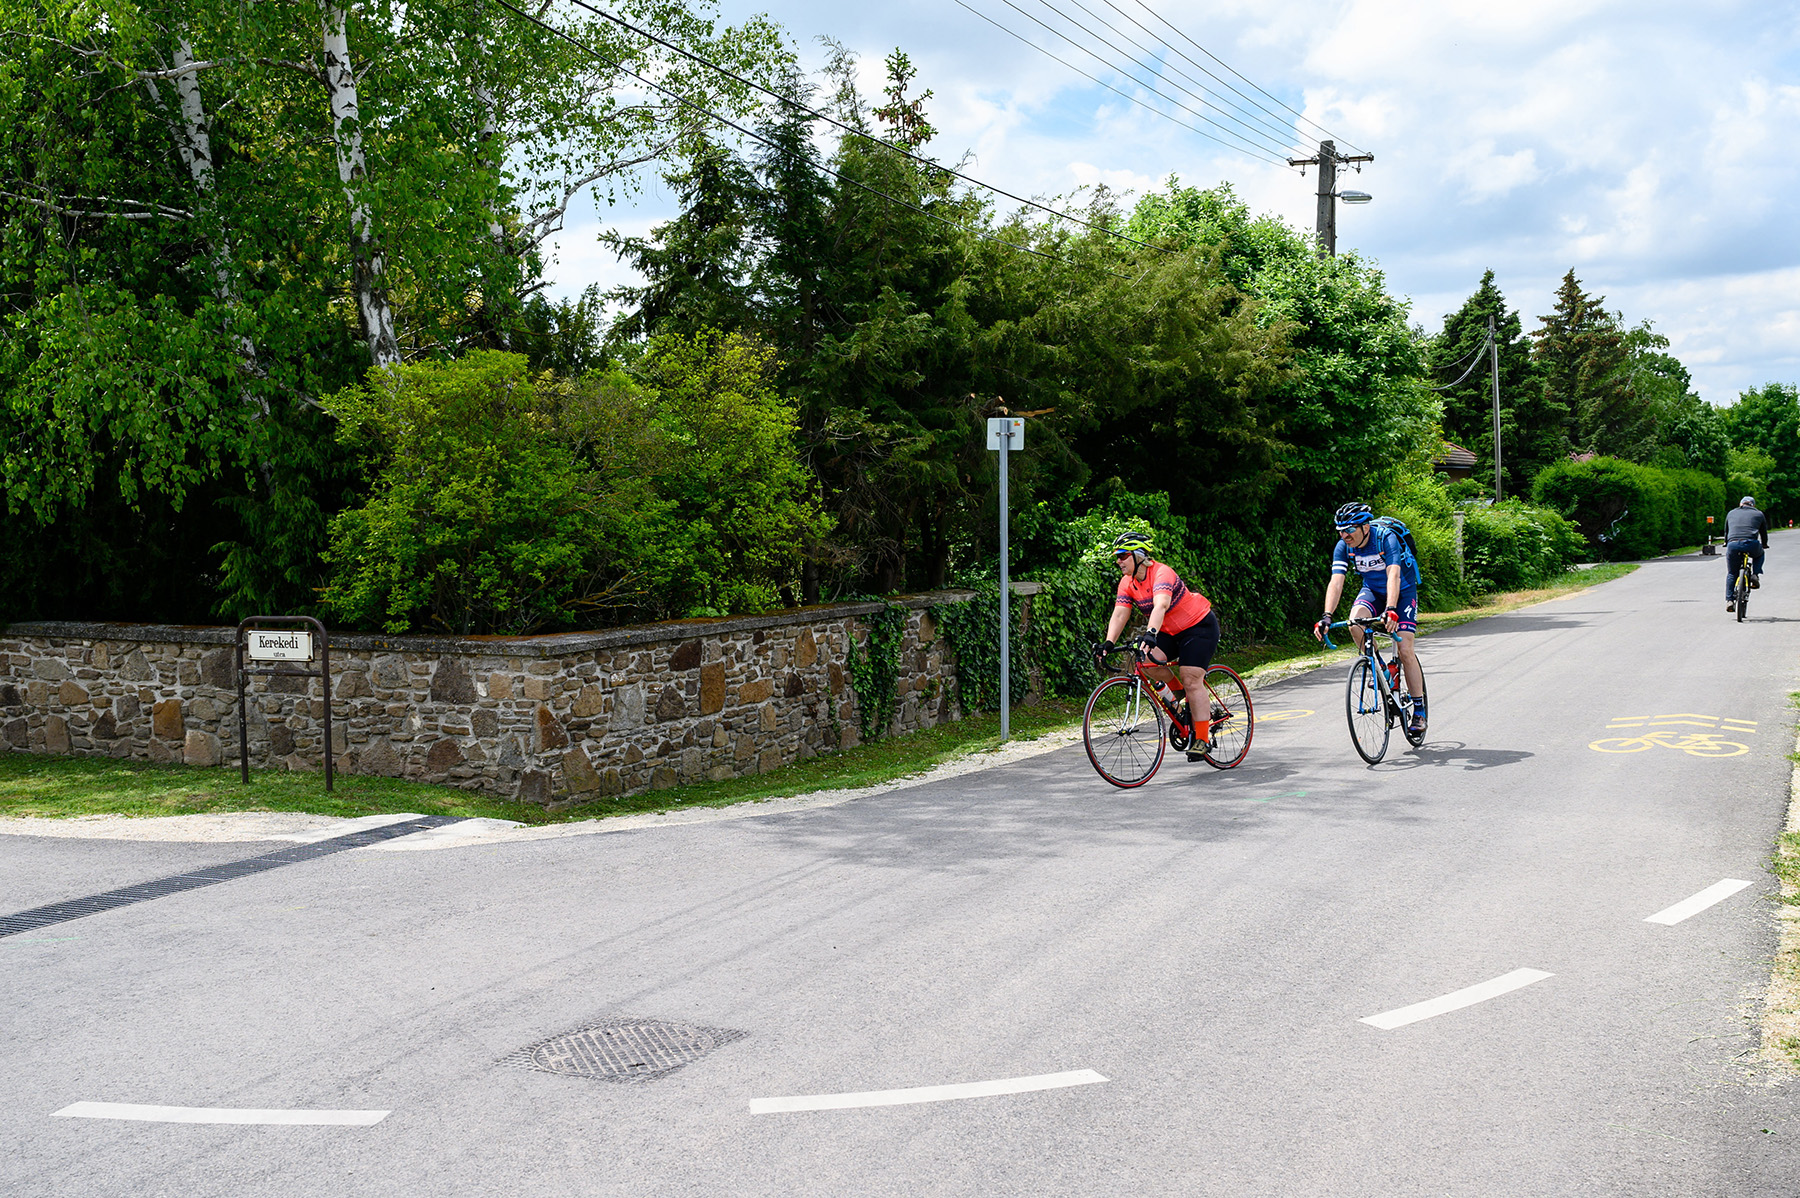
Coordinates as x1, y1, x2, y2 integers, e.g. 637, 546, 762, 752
1318, 616, 1402, 652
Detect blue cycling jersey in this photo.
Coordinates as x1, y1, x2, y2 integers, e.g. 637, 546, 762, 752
1332, 528, 1416, 598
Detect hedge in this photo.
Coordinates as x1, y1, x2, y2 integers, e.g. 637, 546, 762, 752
1531, 458, 1725, 560
1459, 501, 1586, 592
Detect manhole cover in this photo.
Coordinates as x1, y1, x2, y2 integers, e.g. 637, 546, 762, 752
501, 1017, 746, 1083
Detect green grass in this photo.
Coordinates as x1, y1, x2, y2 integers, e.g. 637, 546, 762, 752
0, 562, 1641, 827
0, 755, 553, 824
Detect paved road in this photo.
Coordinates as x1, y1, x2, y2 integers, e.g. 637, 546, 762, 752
6, 540, 1800, 1196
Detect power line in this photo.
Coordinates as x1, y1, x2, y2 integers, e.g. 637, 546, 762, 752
490, 0, 1134, 279
556, 0, 1165, 255
1430, 328, 1494, 391
1088, 0, 1312, 152
1012, 0, 1304, 158
983, 0, 1294, 161
954, 0, 1290, 166
1128, 0, 1369, 158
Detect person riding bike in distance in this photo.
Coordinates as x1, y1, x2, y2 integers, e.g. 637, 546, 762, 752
1092, 530, 1222, 761
1725, 494, 1769, 613
1313, 502, 1427, 735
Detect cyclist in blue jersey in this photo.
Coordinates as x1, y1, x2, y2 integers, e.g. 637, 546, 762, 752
1311, 502, 1426, 734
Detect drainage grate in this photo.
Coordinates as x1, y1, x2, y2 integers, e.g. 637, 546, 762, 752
500, 1017, 747, 1083
0, 816, 465, 938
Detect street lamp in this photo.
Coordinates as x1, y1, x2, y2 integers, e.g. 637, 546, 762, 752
1338, 190, 1372, 205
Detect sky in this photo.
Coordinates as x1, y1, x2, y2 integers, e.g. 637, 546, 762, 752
541, 0, 1800, 406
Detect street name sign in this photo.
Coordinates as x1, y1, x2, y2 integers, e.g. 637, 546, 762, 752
247, 630, 313, 661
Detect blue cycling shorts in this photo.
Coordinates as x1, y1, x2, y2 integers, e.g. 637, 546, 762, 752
1353, 587, 1418, 634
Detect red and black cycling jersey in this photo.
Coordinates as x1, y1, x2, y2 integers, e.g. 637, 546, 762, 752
1115, 561, 1211, 634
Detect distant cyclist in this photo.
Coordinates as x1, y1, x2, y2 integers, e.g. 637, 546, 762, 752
1726, 495, 1769, 613
1092, 530, 1221, 760
1312, 502, 1426, 735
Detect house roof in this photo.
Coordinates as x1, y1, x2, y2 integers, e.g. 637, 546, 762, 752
1432, 441, 1477, 469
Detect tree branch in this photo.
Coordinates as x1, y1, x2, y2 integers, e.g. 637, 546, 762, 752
0, 189, 192, 221
518, 142, 674, 248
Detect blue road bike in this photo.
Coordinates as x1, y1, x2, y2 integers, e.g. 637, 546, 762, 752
1321, 616, 1427, 764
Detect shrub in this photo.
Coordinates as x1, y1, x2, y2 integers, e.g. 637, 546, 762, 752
322, 337, 831, 634
1383, 470, 1471, 611
322, 352, 655, 634
1459, 501, 1585, 592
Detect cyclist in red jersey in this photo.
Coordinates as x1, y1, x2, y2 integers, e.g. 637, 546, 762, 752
1092, 530, 1221, 758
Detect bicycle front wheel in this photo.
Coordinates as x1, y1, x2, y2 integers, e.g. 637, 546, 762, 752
1401, 659, 1429, 748
1346, 657, 1389, 764
1737, 571, 1749, 621
1083, 676, 1167, 788
1199, 665, 1254, 769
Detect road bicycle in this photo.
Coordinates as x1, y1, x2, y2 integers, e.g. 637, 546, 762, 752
1588, 729, 1748, 757
1321, 616, 1427, 765
1082, 642, 1253, 788
1732, 548, 1754, 622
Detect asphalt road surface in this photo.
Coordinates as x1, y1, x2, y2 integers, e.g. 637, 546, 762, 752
7, 539, 1800, 1196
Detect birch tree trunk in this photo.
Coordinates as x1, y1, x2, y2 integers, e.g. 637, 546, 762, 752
170, 40, 268, 412
321, 1, 401, 368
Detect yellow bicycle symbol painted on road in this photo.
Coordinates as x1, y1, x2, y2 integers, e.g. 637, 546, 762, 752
1589, 713, 1755, 757
1258, 709, 1314, 723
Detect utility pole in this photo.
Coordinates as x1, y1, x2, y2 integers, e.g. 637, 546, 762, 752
1287, 139, 1374, 257
1488, 314, 1504, 502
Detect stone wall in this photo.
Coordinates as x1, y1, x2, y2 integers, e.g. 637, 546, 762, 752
0, 589, 1035, 807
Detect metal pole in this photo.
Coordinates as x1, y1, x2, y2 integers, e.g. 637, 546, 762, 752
1489, 313, 1503, 502
998, 424, 1010, 744
236, 621, 249, 785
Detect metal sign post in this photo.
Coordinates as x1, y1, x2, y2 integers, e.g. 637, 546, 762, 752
236, 615, 333, 790
986, 417, 1024, 743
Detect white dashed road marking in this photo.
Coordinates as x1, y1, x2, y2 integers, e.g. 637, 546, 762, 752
1360, 968, 1554, 1030
1644, 878, 1754, 925
53, 1102, 389, 1125
749, 1069, 1107, 1113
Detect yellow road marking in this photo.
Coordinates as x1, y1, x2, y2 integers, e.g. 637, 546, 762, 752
1258, 709, 1315, 723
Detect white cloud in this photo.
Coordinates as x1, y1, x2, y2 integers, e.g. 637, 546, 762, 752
1068, 160, 1157, 195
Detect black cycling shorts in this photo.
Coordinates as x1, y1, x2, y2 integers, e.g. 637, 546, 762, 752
1150, 611, 1220, 669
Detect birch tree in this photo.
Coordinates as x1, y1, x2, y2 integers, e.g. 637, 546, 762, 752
0, 0, 790, 620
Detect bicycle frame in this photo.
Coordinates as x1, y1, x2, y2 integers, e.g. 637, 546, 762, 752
1100, 643, 1192, 731
1320, 617, 1404, 700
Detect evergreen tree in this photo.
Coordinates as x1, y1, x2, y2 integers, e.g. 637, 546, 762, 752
603, 138, 762, 344
1532, 270, 1651, 463
1427, 270, 1537, 496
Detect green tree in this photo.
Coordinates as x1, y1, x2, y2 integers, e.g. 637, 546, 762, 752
1426, 270, 1539, 496
0, 0, 786, 621
1722, 383, 1800, 522
1533, 270, 1651, 463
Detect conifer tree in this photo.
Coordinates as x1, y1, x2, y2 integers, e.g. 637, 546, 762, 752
1427, 270, 1537, 494
1533, 270, 1652, 463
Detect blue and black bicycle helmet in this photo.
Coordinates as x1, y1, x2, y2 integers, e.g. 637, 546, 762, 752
1333, 502, 1374, 529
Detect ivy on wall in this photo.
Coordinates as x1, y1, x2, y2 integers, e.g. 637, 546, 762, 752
933, 581, 1031, 714
844, 601, 908, 742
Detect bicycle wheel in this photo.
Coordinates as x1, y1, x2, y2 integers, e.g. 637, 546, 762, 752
1737, 570, 1749, 621
1346, 657, 1389, 764
1401, 658, 1429, 748
1199, 665, 1254, 769
1083, 676, 1167, 788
